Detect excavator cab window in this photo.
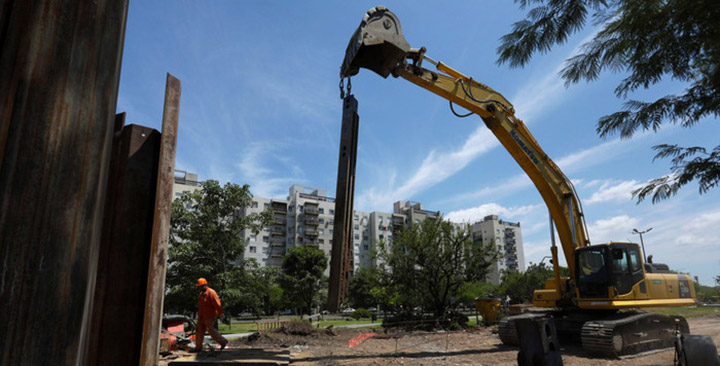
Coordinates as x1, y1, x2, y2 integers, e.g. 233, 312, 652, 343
576, 247, 609, 298
610, 245, 641, 295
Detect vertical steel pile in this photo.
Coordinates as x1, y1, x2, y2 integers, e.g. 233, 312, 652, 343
0, 1, 128, 364
0, 2, 179, 365
327, 95, 359, 312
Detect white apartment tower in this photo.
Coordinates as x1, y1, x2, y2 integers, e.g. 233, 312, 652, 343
470, 215, 526, 285
172, 175, 525, 283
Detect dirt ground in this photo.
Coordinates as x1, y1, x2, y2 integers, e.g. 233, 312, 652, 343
162, 316, 720, 365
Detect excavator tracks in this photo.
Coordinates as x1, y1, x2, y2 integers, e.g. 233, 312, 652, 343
581, 312, 689, 357
499, 311, 689, 358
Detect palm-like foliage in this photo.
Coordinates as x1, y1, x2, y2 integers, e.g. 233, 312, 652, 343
499, 0, 720, 203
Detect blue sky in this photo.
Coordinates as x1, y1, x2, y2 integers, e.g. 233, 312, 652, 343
117, 1, 720, 285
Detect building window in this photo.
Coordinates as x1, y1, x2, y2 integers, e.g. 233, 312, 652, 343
263, 236, 269, 242
319, 229, 324, 235
364, 245, 369, 250
250, 234, 257, 241
319, 218, 324, 224
252, 201, 258, 208
319, 208, 325, 214
263, 203, 269, 209
299, 205, 304, 212
330, 229, 333, 235
354, 234, 359, 239
175, 193, 182, 199
330, 209, 335, 215
249, 246, 256, 253
354, 214, 359, 220
379, 235, 384, 240
354, 224, 359, 230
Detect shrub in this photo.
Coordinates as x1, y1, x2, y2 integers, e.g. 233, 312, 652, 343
281, 319, 314, 335
382, 311, 469, 331
351, 308, 372, 320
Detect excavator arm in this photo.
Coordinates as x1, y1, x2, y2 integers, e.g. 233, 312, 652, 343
341, 6, 590, 300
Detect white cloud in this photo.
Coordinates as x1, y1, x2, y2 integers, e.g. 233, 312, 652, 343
585, 180, 643, 204
236, 142, 306, 198
445, 203, 542, 224
356, 128, 499, 210
587, 215, 640, 244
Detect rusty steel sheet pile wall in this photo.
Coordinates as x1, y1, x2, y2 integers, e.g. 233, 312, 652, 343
328, 95, 359, 312
87, 117, 161, 365
0, 0, 129, 365
88, 75, 180, 366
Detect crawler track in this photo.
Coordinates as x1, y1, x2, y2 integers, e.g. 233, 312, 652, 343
499, 311, 689, 357
581, 312, 689, 357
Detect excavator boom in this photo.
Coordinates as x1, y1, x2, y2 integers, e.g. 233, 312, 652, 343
341, 7, 696, 357
341, 7, 590, 283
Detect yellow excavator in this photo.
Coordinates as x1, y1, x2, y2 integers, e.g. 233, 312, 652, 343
341, 6, 696, 357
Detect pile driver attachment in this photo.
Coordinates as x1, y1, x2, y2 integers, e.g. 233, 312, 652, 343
340, 6, 410, 78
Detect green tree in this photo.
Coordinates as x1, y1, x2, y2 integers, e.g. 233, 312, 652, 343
499, 0, 720, 203
253, 266, 285, 316
458, 281, 500, 309
348, 267, 382, 309
377, 218, 499, 318
280, 246, 328, 316
500, 262, 569, 304
165, 180, 271, 314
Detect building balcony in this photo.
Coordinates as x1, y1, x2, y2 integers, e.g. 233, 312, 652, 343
304, 207, 319, 215
304, 240, 320, 248
271, 202, 288, 213
273, 218, 285, 225
304, 217, 319, 225
304, 228, 319, 236
270, 240, 285, 247
270, 228, 285, 236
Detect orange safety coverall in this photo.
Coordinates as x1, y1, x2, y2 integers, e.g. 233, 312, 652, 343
195, 287, 227, 350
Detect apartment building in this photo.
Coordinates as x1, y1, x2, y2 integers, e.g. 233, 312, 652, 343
173, 170, 201, 199
470, 215, 526, 285
172, 175, 525, 282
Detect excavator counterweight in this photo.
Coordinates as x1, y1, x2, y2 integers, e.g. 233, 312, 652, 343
341, 6, 410, 78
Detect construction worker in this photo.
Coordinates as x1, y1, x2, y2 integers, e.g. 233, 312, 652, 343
193, 278, 228, 352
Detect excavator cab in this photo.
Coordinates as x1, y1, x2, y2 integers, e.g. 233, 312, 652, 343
340, 6, 410, 79
576, 243, 645, 299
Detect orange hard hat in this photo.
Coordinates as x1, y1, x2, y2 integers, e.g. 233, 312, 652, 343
196, 278, 207, 286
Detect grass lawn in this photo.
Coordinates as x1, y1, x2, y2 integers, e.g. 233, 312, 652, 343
217, 314, 489, 335
648, 306, 720, 318
217, 317, 383, 334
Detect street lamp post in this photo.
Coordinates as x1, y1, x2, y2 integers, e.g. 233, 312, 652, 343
632, 227, 653, 264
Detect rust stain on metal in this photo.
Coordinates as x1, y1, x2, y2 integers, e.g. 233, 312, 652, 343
87, 119, 164, 366
0, 0, 128, 364
139, 73, 181, 366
